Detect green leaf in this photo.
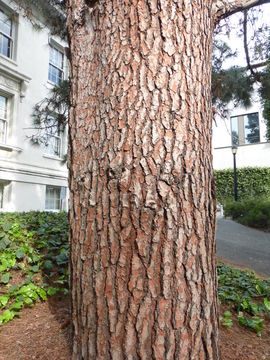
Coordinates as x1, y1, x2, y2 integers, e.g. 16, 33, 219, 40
24, 297, 34, 306
0, 309, 18, 323
1, 272, 10, 284
264, 297, 270, 311
0, 295, 9, 308
37, 288, 47, 301
47, 287, 58, 296
15, 249, 25, 259
2, 224, 12, 232
42, 260, 53, 271
31, 265, 39, 273
9, 284, 19, 293
55, 252, 69, 266
256, 284, 264, 295
0, 238, 8, 250
9, 301, 24, 310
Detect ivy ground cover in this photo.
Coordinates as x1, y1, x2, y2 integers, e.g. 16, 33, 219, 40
0, 212, 68, 327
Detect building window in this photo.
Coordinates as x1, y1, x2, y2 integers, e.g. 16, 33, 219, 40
45, 186, 61, 210
0, 183, 3, 208
0, 95, 7, 143
231, 112, 260, 146
0, 8, 13, 58
48, 45, 64, 85
44, 117, 62, 157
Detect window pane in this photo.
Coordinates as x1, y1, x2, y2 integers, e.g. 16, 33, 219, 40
244, 113, 260, 144
48, 64, 63, 85
0, 10, 12, 37
0, 96, 7, 143
45, 136, 61, 156
0, 95, 7, 119
231, 116, 239, 146
44, 117, 60, 136
0, 33, 12, 57
50, 46, 63, 69
45, 186, 61, 210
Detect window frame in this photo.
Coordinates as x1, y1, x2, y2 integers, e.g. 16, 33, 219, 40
48, 44, 65, 85
0, 93, 9, 144
0, 6, 14, 59
230, 112, 261, 146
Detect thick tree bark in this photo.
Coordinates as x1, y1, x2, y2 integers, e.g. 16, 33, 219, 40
67, 1, 219, 359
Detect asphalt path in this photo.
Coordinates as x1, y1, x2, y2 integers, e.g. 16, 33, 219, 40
216, 218, 270, 277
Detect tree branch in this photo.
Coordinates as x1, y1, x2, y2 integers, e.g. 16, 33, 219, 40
243, 9, 256, 75
248, 59, 270, 69
214, 0, 270, 22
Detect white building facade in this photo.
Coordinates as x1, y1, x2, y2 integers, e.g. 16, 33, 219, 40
213, 102, 270, 170
0, 0, 68, 212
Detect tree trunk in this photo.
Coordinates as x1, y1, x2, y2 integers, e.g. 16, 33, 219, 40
67, 1, 219, 359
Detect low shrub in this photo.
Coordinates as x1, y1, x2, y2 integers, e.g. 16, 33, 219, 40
224, 198, 270, 229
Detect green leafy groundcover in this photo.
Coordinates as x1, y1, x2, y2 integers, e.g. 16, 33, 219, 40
0, 212, 269, 336
0, 212, 69, 328
215, 167, 270, 203
218, 263, 270, 336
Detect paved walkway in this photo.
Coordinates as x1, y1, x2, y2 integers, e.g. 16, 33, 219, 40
216, 218, 270, 277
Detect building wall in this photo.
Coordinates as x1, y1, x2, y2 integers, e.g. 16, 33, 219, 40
0, 0, 68, 212
213, 102, 270, 170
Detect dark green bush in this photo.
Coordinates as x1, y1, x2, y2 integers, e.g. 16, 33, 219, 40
215, 167, 270, 203
224, 198, 270, 229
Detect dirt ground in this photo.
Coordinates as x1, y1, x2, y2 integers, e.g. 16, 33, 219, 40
0, 296, 269, 360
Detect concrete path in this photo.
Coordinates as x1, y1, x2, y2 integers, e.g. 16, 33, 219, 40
216, 218, 270, 277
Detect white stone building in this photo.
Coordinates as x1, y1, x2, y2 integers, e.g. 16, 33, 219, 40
213, 102, 270, 170
0, 0, 68, 212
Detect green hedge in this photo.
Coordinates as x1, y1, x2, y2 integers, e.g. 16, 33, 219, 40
215, 167, 270, 203
224, 198, 270, 229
